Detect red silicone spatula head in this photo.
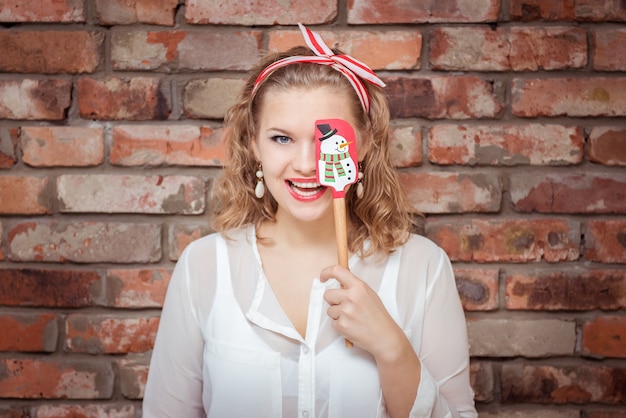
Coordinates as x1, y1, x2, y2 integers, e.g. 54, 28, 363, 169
315, 119, 359, 198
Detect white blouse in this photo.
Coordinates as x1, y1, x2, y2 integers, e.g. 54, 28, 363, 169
143, 225, 477, 418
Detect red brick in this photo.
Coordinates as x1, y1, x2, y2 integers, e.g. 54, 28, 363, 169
0, 224, 4, 260
65, 315, 159, 354
589, 127, 626, 166
511, 172, 626, 214
594, 29, 626, 70
454, 268, 499, 311
584, 220, 626, 263
0, 31, 103, 74
468, 318, 576, 357
0, 406, 29, 418
510, 0, 576, 21
0, 313, 57, 352
502, 364, 626, 404
0, 79, 71, 120
119, 359, 149, 399
470, 362, 494, 402
427, 218, 580, 263
0, 176, 51, 215
168, 223, 213, 261
389, 122, 422, 168
269, 29, 422, 70
183, 79, 246, 119
0, 127, 18, 168
185, 0, 336, 24
588, 411, 626, 418
77, 77, 170, 121
512, 77, 626, 117
0, 0, 85, 22
94, 0, 178, 25
33, 404, 136, 418
582, 316, 626, 358
111, 31, 262, 71
7, 221, 161, 263
399, 172, 501, 213
0, 359, 113, 399
111, 125, 226, 166
105, 268, 172, 308
429, 124, 584, 166
430, 27, 586, 71
505, 269, 626, 310
386, 76, 504, 119
21, 127, 104, 167
348, 0, 499, 23
0, 269, 101, 308
57, 174, 205, 214
575, 0, 626, 21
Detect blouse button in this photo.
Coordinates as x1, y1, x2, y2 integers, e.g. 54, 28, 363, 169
302, 411, 310, 418
302, 346, 310, 354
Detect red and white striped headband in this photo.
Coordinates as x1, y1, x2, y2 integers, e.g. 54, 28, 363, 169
252, 23, 386, 114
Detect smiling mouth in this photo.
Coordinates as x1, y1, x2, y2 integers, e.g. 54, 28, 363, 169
287, 180, 326, 197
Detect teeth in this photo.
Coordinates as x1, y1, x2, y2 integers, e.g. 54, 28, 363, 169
290, 180, 320, 189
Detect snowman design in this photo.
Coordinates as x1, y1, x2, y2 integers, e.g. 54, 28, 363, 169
316, 123, 357, 192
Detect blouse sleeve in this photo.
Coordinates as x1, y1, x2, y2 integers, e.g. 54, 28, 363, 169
142, 241, 209, 418
408, 245, 477, 418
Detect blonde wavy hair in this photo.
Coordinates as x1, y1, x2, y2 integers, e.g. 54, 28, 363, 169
211, 46, 420, 256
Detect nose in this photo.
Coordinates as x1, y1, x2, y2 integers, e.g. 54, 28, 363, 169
293, 138, 317, 175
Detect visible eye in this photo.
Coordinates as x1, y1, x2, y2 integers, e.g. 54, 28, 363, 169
271, 135, 292, 145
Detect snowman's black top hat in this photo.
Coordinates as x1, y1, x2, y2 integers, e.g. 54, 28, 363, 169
317, 123, 338, 141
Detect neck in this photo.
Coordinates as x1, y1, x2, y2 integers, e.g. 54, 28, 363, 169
259, 209, 339, 250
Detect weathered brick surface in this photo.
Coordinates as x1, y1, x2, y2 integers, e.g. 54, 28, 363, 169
105, 268, 172, 308
582, 316, 626, 358
574, 0, 626, 21
584, 220, 626, 263
0, 31, 103, 74
588, 411, 626, 418
111, 31, 262, 71
57, 174, 205, 214
389, 122, 423, 167
77, 77, 170, 121
168, 223, 213, 261
183, 79, 245, 119
0, 176, 51, 215
0, 313, 57, 352
593, 29, 626, 70
399, 172, 502, 213
0, 79, 71, 120
0, 0, 85, 22
185, 0, 337, 24
119, 359, 149, 400
0, 359, 114, 399
429, 124, 584, 165
21, 127, 104, 167
501, 364, 626, 404
386, 76, 504, 119
468, 319, 576, 357
512, 77, 626, 117
430, 27, 586, 71
111, 125, 226, 166
505, 269, 626, 310
0, 269, 101, 308
510, 172, 626, 214
94, 0, 178, 26
65, 315, 159, 354
0, 127, 18, 168
470, 362, 494, 402
427, 218, 580, 262
7, 222, 161, 263
454, 268, 499, 311
269, 29, 422, 70
511, 0, 626, 21
588, 127, 626, 166
33, 404, 136, 418
348, 0, 499, 23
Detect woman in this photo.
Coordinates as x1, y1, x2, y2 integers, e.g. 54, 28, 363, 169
143, 24, 477, 418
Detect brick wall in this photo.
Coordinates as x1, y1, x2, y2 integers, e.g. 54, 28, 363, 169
0, 0, 625, 417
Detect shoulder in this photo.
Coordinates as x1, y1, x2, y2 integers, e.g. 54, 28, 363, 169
400, 233, 447, 261
180, 226, 250, 260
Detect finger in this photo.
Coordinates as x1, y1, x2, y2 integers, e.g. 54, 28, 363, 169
323, 288, 344, 305
319, 264, 359, 288
327, 305, 341, 321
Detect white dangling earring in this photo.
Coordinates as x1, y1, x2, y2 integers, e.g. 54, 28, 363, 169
255, 164, 265, 199
356, 163, 364, 199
